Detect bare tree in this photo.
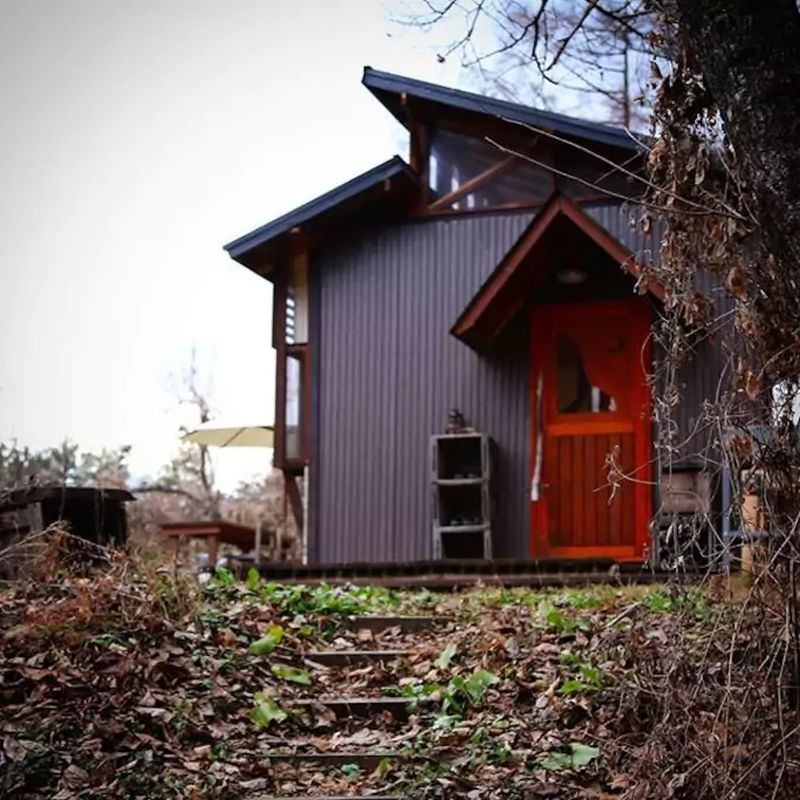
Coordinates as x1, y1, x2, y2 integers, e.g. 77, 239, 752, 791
406, 0, 657, 126
408, 1, 800, 795
154, 352, 221, 520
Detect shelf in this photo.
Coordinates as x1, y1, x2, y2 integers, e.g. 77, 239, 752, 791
436, 524, 490, 534
432, 433, 493, 560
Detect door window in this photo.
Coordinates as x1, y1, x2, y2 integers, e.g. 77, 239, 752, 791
556, 334, 619, 414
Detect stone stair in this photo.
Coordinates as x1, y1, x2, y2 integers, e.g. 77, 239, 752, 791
262, 613, 452, 799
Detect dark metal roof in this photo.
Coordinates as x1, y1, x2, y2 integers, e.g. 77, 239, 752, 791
363, 67, 639, 152
224, 156, 418, 273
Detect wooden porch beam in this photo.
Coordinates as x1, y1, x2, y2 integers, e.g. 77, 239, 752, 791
408, 112, 431, 215
428, 154, 518, 211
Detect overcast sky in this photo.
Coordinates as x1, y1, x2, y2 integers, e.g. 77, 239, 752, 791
0, 0, 471, 489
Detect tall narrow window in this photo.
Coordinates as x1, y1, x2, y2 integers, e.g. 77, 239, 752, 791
285, 351, 304, 461
278, 253, 309, 467
286, 255, 309, 345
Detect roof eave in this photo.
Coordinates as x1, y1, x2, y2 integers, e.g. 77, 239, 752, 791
223, 156, 417, 275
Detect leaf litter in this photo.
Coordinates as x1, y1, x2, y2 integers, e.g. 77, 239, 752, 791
0, 554, 790, 799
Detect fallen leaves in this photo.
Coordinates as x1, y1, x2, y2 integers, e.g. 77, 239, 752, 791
0, 567, 780, 799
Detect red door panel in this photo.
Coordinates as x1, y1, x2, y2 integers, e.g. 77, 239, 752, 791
530, 300, 651, 561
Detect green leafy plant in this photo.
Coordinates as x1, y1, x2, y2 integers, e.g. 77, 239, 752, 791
460, 668, 500, 704
555, 590, 606, 610
539, 742, 600, 772
340, 763, 361, 779
559, 663, 605, 695
403, 668, 499, 715
537, 600, 590, 634
270, 664, 312, 685
249, 624, 284, 655
250, 692, 287, 727
375, 756, 393, 778
646, 591, 674, 613
211, 567, 236, 587
257, 582, 399, 617
246, 567, 262, 591
434, 642, 458, 670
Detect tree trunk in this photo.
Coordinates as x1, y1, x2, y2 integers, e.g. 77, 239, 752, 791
675, 0, 800, 267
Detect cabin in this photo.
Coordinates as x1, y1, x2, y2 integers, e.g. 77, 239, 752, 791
224, 69, 726, 567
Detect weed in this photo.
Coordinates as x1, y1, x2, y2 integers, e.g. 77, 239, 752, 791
250, 692, 287, 727
537, 600, 590, 634
401, 668, 499, 715
249, 623, 284, 655
270, 663, 311, 685
340, 763, 360, 780
646, 590, 674, 613
538, 742, 600, 772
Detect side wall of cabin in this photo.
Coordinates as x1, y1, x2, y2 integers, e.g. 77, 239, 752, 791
311, 211, 533, 563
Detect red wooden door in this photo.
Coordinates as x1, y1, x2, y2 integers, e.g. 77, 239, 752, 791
530, 299, 652, 560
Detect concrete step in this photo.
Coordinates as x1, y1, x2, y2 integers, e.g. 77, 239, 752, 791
344, 615, 450, 633
264, 750, 405, 768
288, 695, 430, 718
304, 649, 410, 667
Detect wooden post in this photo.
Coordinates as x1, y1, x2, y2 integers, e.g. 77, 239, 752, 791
254, 523, 262, 567
408, 115, 430, 214
206, 534, 219, 569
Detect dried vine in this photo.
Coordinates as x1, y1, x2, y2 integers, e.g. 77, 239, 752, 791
640, 3, 800, 796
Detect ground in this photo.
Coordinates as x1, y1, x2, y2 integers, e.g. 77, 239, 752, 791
0, 551, 784, 799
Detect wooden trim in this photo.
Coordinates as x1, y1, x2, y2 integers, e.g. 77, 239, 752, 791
409, 114, 430, 214
543, 546, 639, 559
426, 202, 541, 219
547, 420, 634, 437
283, 471, 304, 534
453, 197, 562, 342
428, 154, 518, 211
273, 263, 288, 469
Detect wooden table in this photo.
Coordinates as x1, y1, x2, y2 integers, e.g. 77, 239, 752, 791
160, 520, 259, 568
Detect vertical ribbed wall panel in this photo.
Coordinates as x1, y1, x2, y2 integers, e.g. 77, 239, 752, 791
312, 202, 729, 562
583, 202, 663, 266
316, 211, 534, 563
583, 202, 733, 462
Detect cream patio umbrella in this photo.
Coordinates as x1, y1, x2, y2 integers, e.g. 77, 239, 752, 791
181, 423, 274, 448
181, 422, 275, 565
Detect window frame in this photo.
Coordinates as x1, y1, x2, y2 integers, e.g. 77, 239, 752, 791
274, 260, 311, 472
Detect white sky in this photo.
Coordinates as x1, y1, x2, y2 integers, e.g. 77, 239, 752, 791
0, 0, 470, 490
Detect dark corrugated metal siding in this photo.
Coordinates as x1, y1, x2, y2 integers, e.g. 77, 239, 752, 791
311, 202, 729, 562
583, 201, 663, 266
584, 202, 732, 464
314, 211, 534, 563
